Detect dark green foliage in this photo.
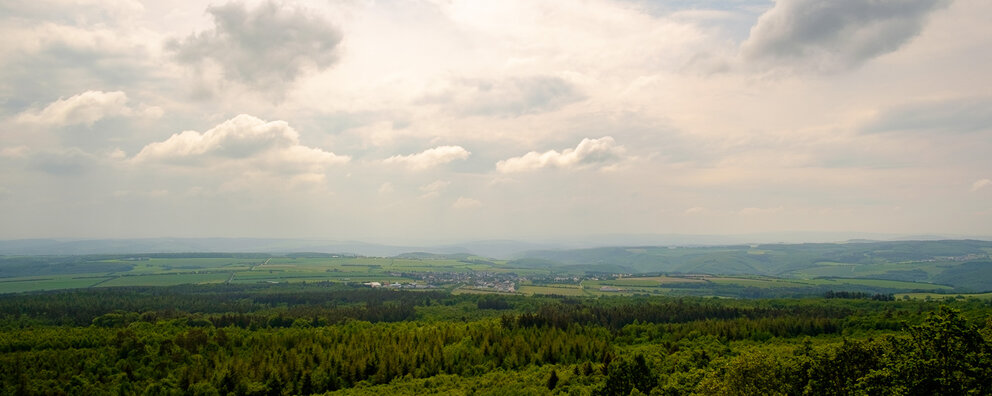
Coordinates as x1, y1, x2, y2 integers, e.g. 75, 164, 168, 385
805, 338, 887, 394
933, 261, 992, 292
547, 369, 559, 390
477, 295, 512, 310
0, 256, 135, 277
824, 290, 894, 300
889, 307, 992, 394
1, 284, 991, 394
0, 283, 436, 326
504, 298, 849, 332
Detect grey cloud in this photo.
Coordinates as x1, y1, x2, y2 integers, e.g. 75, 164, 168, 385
423, 76, 584, 117
0, 34, 152, 117
28, 148, 99, 176
167, 1, 342, 91
0, 2, 157, 112
863, 97, 992, 134
742, 0, 950, 72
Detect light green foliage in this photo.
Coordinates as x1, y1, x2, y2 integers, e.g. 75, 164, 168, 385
696, 350, 798, 396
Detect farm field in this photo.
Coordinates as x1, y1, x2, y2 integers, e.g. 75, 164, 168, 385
0, 254, 974, 297
0, 254, 511, 294
896, 292, 992, 300
0, 275, 111, 293
100, 272, 233, 287
518, 284, 587, 296
2, 240, 991, 297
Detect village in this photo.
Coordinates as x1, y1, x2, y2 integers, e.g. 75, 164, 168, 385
364, 270, 521, 293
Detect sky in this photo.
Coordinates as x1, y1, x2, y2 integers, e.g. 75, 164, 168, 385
1, 0, 991, 244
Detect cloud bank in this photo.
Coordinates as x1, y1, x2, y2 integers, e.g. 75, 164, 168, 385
134, 114, 348, 174
16, 91, 158, 126
167, 1, 342, 90
497, 137, 626, 173
383, 146, 471, 170
742, 0, 950, 71
3, 0, 991, 241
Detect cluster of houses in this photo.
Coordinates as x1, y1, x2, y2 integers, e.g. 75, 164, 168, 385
362, 271, 521, 293
362, 281, 437, 289
471, 279, 516, 293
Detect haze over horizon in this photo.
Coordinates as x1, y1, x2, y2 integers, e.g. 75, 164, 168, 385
2, 0, 991, 243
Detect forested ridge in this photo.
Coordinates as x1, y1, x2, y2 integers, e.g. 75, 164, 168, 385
1, 283, 991, 395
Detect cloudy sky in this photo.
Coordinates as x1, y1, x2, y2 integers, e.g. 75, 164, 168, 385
1, 0, 990, 243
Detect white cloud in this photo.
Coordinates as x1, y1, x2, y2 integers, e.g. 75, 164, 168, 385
3, 0, 992, 240
419, 180, 450, 199
496, 137, 626, 173
383, 146, 471, 170
167, 1, 342, 92
16, 90, 158, 126
972, 179, 992, 192
684, 207, 707, 215
108, 148, 127, 160
742, 0, 950, 72
133, 114, 348, 173
452, 197, 482, 209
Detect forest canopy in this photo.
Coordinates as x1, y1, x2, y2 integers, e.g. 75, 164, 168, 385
1, 283, 990, 395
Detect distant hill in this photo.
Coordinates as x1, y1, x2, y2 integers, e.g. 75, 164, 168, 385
514, 240, 992, 292
4, 238, 992, 291
0, 238, 427, 257
394, 252, 474, 260
0, 238, 557, 259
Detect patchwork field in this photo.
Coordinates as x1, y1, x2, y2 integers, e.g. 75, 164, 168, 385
0, 255, 497, 294
2, 239, 990, 296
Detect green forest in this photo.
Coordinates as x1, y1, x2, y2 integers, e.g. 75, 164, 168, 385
2, 282, 991, 395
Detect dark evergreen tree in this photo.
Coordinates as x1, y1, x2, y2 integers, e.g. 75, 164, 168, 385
547, 369, 559, 390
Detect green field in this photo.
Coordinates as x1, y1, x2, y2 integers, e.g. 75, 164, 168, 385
2, 240, 991, 296
895, 292, 992, 300
0, 255, 504, 293
101, 272, 233, 287
519, 285, 587, 296
451, 287, 516, 295
808, 277, 952, 290
596, 276, 707, 287
0, 276, 111, 293
0, 256, 967, 297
